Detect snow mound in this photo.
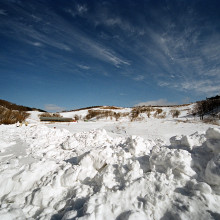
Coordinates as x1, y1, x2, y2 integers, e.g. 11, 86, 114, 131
206, 128, 220, 153
205, 154, 220, 186
0, 124, 220, 219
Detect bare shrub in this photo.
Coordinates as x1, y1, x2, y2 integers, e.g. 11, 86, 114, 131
74, 114, 80, 121
170, 109, 180, 118
193, 97, 220, 120
114, 112, 121, 121
52, 113, 62, 117
157, 112, 166, 119
153, 111, 158, 118
156, 108, 163, 114
85, 110, 102, 120
39, 112, 52, 117
85, 110, 123, 121
130, 107, 140, 121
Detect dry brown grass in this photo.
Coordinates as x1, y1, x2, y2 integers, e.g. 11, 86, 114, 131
100, 106, 123, 110
131, 106, 155, 120
85, 110, 128, 121
0, 107, 30, 125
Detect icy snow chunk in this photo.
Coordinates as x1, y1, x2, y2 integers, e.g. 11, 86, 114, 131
61, 167, 79, 187
206, 128, 220, 140
0, 205, 26, 220
125, 160, 143, 181
61, 136, 79, 150
205, 154, 220, 186
170, 132, 206, 151
126, 135, 154, 156
193, 182, 212, 194
206, 128, 220, 154
150, 146, 196, 177
77, 155, 98, 181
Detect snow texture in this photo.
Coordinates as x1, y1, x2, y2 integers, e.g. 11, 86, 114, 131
0, 122, 220, 220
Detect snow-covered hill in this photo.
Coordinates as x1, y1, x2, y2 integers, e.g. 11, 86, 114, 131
0, 104, 220, 219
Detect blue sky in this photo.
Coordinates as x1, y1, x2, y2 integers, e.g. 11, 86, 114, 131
0, 0, 219, 111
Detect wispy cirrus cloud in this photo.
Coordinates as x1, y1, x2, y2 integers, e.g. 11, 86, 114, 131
77, 64, 90, 70
0, 9, 7, 15
133, 75, 144, 81
65, 4, 88, 17
1, 0, 219, 103
0, 1, 130, 69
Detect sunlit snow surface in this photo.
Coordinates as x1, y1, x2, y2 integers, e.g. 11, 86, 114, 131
0, 112, 220, 219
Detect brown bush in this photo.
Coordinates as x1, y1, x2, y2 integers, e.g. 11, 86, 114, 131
52, 113, 62, 117
157, 112, 166, 119
85, 110, 128, 121
170, 109, 180, 118
85, 110, 113, 120
0, 107, 30, 125
74, 114, 81, 120
39, 113, 62, 118
156, 108, 163, 114
131, 106, 155, 120
130, 108, 140, 121
39, 112, 52, 117
153, 111, 158, 118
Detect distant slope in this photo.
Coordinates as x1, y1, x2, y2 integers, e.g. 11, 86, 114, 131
0, 99, 46, 112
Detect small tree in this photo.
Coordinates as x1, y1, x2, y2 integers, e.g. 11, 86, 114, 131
193, 97, 220, 120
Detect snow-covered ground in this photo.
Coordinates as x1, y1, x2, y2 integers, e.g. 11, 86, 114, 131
0, 106, 220, 219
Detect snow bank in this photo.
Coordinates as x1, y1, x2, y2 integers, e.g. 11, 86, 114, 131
206, 128, 220, 153
0, 124, 220, 219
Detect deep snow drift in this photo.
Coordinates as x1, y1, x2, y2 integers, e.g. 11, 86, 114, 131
0, 120, 220, 219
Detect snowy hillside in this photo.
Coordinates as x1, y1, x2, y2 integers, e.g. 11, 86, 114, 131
0, 104, 220, 219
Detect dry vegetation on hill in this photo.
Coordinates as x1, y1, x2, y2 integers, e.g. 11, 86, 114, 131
0, 99, 45, 125
0, 106, 30, 125
85, 110, 129, 121
0, 99, 45, 112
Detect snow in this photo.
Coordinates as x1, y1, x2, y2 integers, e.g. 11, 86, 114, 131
0, 106, 220, 219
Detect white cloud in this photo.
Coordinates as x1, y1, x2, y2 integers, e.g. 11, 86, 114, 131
77, 64, 90, 70
135, 99, 176, 106
181, 80, 220, 95
87, 44, 130, 67
32, 42, 43, 47
76, 4, 87, 15
133, 75, 144, 81
44, 104, 65, 112
65, 4, 87, 17
0, 9, 7, 16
